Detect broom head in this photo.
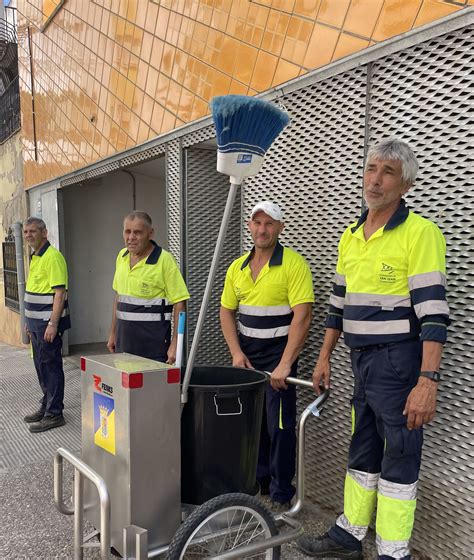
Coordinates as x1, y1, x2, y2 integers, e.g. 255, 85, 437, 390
210, 95, 290, 184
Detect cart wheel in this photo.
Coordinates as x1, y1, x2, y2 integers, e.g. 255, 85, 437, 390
166, 493, 280, 559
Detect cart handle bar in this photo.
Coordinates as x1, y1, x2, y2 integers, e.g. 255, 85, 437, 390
263, 369, 330, 395
54, 448, 111, 560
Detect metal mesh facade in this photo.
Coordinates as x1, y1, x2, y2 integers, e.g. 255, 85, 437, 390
166, 139, 183, 266
183, 147, 242, 364
166, 20, 473, 560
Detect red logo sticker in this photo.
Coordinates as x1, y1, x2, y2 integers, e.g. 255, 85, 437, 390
93, 375, 102, 393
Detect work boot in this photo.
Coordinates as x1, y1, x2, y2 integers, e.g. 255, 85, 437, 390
297, 532, 363, 558
29, 414, 66, 433
23, 409, 45, 423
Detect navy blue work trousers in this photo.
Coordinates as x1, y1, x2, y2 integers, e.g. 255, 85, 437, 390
329, 339, 423, 560
30, 329, 65, 416
246, 351, 297, 504
348, 339, 423, 484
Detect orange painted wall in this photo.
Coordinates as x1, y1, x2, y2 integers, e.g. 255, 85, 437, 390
17, 0, 471, 188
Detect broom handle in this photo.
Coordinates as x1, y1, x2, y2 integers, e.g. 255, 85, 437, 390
181, 180, 240, 406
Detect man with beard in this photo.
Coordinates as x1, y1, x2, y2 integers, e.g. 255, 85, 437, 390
220, 201, 314, 509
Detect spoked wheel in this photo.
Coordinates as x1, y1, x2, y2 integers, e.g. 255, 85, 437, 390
166, 493, 280, 559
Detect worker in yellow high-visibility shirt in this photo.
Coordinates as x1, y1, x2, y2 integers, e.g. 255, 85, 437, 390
298, 138, 450, 560
221, 201, 314, 509
107, 211, 189, 363
23, 217, 71, 433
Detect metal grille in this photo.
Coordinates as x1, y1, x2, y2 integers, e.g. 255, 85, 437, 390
166, 139, 183, 266
184, 147, 241, 365
61, 161, 120, 186
181, 123, 215, 148
0, 75, 20, 144
2, 240, 19, 312
59, 144, 167, 187
366, 25, 474, 559
120, 144, 166, 168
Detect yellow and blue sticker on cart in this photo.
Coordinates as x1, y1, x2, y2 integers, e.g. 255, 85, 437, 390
93, 393, 116, 455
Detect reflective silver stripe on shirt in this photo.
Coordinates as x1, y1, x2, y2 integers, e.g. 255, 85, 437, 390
330, 294, 345, 309
25, 309, 68, 320
336, 514, 368, 541
348, 469, 380, 491
238, 323, 290, 339
116, 311, 172, 321
414, 300, 450, 318
334, 272, 346, 286
378, 477, 417, 501
117, 294, 169, 306
345, 293, 411, 308
24, 293, 54, 304
238, 304, 292, 316
376, 535, 410, 558
343, 319, 410, 335
408, 270, 446, 290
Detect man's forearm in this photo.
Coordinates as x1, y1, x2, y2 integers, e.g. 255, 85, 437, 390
220, 306, 242, 357
420, 340, 443, 372
109, 294, 118, 335
279, 305, 312, 368
319, 328, 342, 360
50, 288, 66, 325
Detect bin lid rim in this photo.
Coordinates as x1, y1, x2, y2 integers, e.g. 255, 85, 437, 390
185, 378, 267, 388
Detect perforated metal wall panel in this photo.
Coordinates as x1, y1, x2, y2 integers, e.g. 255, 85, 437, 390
60, 161, 120, 186
59, 145, 166, 187
183, 147, 242, 364
120, 144, 166, 168
181, 124, 215, 148
166, 139, 183, 266
166, 19, 472, 560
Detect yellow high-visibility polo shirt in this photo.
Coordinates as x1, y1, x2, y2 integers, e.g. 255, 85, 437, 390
221, 241, 314, 344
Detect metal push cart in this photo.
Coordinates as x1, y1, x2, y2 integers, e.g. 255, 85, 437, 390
54, 370, 329, 559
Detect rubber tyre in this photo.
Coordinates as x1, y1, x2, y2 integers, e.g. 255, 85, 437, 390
166, 493, 280, 560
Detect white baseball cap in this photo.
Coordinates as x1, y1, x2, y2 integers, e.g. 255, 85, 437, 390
250, 201, 283, 221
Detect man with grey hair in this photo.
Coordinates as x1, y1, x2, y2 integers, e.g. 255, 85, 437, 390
298, 138, 449, 559
107, 211, 189, 363
23, 217, 71, 432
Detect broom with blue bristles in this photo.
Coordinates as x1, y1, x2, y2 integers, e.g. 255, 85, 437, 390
182, 95, 290, 406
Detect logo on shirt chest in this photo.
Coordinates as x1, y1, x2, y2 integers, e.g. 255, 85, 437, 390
379, 262, 396, 283
140, 281, 152, 296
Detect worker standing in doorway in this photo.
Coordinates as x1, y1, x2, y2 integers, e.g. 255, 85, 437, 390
220, 201, 314, 509
107, 211, 189, 363
23, 217, 71, 433
298, 138, 450, 559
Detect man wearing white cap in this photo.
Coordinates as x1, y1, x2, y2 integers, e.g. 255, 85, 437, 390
220, 201, 314, 507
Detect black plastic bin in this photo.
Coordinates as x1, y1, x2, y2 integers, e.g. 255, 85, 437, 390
181, 366, 267, 505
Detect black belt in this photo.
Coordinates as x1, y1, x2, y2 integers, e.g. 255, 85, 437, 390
352, 343, 389, 353
352, 338, 419, 353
